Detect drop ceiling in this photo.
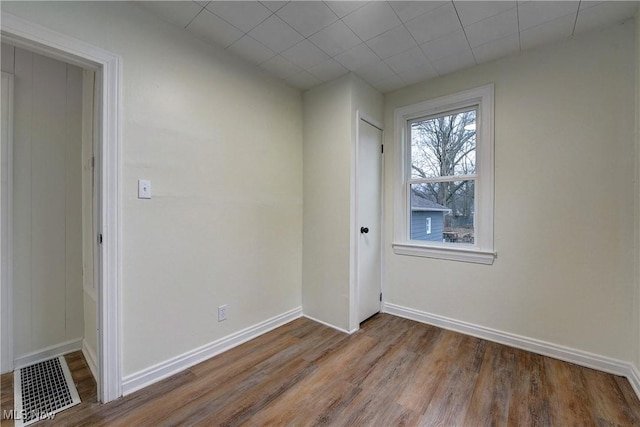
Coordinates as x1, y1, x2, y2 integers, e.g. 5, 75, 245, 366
137, 1, 639, 93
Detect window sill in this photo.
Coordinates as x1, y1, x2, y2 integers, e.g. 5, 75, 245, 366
392, 242, 496, 265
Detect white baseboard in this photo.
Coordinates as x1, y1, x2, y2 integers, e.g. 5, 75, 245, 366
13, 338, 83, 369
382, 302, 631, 378
82, 340, 98, 382
626, 363, 640, 399
302, 314, 356, 334
122, 307, 303, 396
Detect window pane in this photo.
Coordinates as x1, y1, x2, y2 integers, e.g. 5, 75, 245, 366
410, 109, 476, 179
410, 181, 475, 244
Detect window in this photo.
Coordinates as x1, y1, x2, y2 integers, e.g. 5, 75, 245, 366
393, 85, 495, 264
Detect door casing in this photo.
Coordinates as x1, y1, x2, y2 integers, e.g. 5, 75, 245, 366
0, 12, 123, 403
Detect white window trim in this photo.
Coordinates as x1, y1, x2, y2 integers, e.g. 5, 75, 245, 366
425, 217, 431, 235
393, 84, 496, 265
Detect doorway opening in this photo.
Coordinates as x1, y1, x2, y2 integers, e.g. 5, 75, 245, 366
1, 12, 122, 403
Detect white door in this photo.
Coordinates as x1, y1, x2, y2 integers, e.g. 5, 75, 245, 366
357, 118, 383, 323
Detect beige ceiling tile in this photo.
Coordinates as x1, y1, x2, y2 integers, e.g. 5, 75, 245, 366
342, 1, 402, 41
276, 1, 338, 37
204, 1, 272, 32
405, 3, 462, 44
187, 8, 244, 48
308, 20, 362, 57
454, 1, 516, 26
464, 7, 518, 48
366, 26, 417, 60
248, 14, 304, 53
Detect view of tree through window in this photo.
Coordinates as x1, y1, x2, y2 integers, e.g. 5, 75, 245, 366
409, 108, 477, 244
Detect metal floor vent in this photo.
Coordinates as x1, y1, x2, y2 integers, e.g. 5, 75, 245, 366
14, 356, 81, 426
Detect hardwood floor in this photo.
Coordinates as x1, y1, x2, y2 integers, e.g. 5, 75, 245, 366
2, 314, 640, 426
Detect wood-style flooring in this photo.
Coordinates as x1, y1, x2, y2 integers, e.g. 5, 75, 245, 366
2, 314, 640, 426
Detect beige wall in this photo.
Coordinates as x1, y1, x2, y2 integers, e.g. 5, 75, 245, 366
384, 22, 636, 361
302, 74, 382, 332
302, 75, 352, 331
635, 11, 640, 371
1, 44, 85, 360
1, 1, 303, 376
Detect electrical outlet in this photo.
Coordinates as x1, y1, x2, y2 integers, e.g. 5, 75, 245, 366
218, 305, 227, 322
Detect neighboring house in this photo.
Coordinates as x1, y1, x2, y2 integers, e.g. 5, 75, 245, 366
410, 192, 451, 242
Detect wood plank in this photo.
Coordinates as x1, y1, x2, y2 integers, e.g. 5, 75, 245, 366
418, 334, 487, 426
545, 357, 596, 426
464, 341, 515, 425
507, 349, 552, 426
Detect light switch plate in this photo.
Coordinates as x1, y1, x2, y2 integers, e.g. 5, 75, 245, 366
138, 179, 151, 199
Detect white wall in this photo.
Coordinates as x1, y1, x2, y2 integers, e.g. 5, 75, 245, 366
302, 73, 382, 332
1, 1, 303, 376
384, 22, 636, 362
1, 44, 85, 360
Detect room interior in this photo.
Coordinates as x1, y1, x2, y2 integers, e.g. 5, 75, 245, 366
1, 0, 640, 424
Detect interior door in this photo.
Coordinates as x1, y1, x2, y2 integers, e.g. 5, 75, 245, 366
357, 118, 383, 323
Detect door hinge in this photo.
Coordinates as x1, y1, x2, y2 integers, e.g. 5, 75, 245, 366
98, 233, 103, 245
381, 144, 384, 154
380, 292, 382, 302
91, 156, 95, 169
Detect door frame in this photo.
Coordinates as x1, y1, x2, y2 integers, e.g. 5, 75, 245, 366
0, 12, 123, 403
1, 71, 14, 375
350, 110, 384, 332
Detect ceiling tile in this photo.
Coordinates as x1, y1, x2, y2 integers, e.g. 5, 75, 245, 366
308, 20, 362, 57
260, 1, 288, 13
578, 1, 605, 12
286, 70, 321, 90
323, 1, 368, 18
520, 13, 575, 51
454, 1, 516, 26
136, 1, 204, 28
385, 46, 432, 75
342, 2, 402, 41
397, 66, 439, 85
389, 1, 448, 23
354, 60, 397, 84
472, 33, 519, 64
421, 30, 470, 63
276, 1, 338, 37
371, 75, 406, 93
464, 7, 518, 48
281, 39, 330, 69
186, 8, 244, 48
247, 14, 304, 53
260, 54, 302, 78
308, 58, 349, 82
405, 3, 462, 44
226, 35, 276, 65
432, 49, 476, 75
574, 1, 639, 35
335, 43, 380, 71
517, 1, 579, 31
366, 26, 417, 60
204, 1, 272, 33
